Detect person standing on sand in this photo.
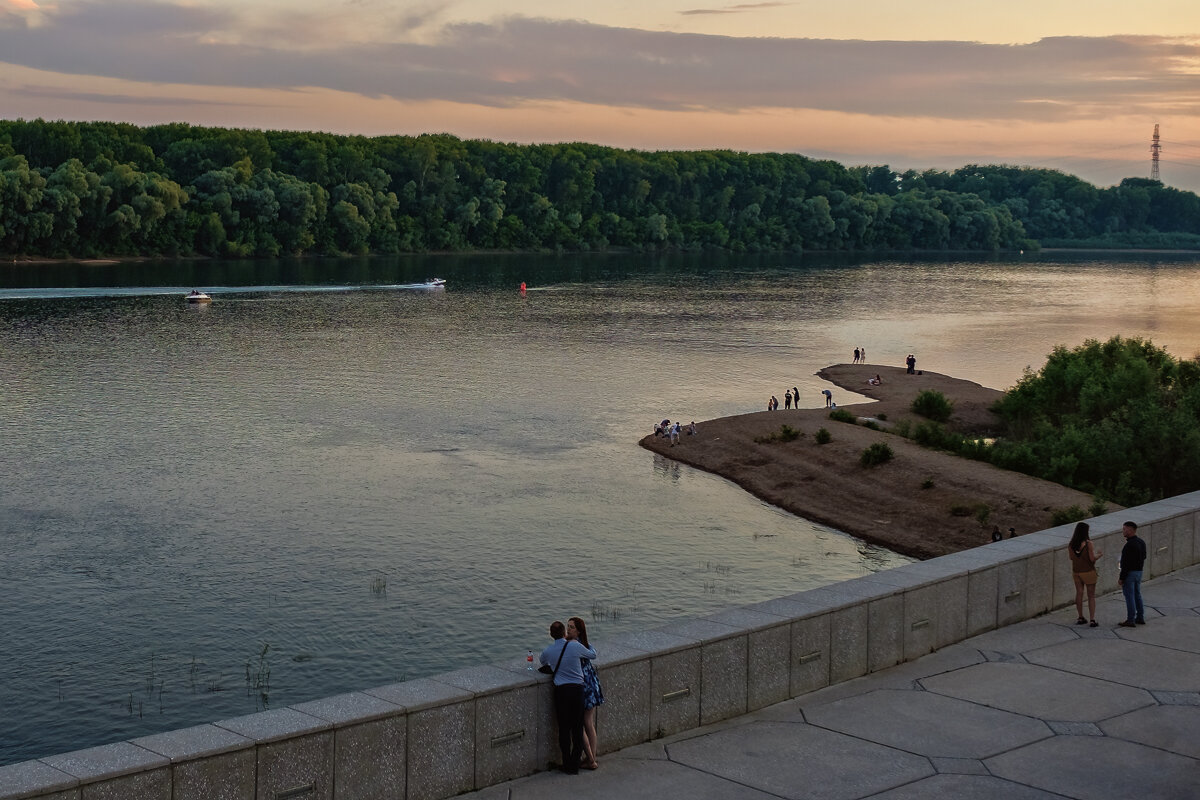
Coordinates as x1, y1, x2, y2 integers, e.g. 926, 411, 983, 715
853, 347, 860, 364
784, 390, 792, 409
1068, 522, 1102, 627
768, 396, 778, 411
1118, 521, 1147, 627
906, 354, 916, 374
821, 388, 832, 408
792, 387, 799, 407
860, 346, 866, 363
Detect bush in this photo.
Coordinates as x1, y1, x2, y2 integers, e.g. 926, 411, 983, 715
814, 427, 832, 445
1050, 505, 1087, 526
991, 336, 1200, 505
829, 408, 856, 424
911, 390, 953, 422
863, 420, 880, 431
950, 502, 989, 518
920, 477, 935, 490
755, 425, 803, 444
860, 442, 894, 467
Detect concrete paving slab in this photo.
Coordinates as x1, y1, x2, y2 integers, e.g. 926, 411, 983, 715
986, 735, 1198, 800
866, 774, 1063, 800
804, 689, 1051, 759
1111, 613, 1200, 652
1024, 637, 1200, 692
782, 645, 984, 712
1099, 705, 1200, 759
920, 662, 1154, 722
457, 757, 778, 800
927, 757, 989, 775
1129, 576, 1200, 609
667, 720, 935, 800
964, 618, 1078, 655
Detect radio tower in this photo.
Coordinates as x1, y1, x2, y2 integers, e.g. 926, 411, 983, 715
1151, 124, 1161, 181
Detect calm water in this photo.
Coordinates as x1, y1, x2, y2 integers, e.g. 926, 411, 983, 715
3, 251, 1200, 765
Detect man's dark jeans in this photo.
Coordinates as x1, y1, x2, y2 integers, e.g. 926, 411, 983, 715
553, 683, 585, 771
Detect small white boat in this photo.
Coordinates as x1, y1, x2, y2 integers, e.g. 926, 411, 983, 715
185, 290, 212, 303
424, 278, 446, 289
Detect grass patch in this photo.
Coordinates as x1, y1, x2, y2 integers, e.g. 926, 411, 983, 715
814, 427, 832, 445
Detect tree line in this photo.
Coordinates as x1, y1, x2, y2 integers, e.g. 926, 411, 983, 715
2, 119, 1198, 259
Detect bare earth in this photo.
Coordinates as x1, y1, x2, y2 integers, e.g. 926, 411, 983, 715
640, 364, 1117, 559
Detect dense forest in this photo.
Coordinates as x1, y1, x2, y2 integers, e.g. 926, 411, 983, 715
2, 119, 1199, 259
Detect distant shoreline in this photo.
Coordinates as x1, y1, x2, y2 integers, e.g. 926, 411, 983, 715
6, 246, 1197, 268
640, 364, 1115, 560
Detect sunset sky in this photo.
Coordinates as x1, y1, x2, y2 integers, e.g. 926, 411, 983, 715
2, 0, 1199, 191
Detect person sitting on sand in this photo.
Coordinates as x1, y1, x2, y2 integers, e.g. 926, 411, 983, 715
867, 374, 882, 386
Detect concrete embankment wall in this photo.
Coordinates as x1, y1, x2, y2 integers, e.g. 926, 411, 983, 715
4, 493, 1197, 800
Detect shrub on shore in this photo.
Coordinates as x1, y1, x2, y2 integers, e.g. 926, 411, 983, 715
1050, 505, 1087, 526
860, 442, 894, 466
814, 427, 832, 444
911, 390, 953, 422
755, 425, 803, 443
829, 408, 856, 424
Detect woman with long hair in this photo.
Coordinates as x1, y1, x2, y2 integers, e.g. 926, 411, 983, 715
1067, 521, 1103, 627
568, 616, 604, 769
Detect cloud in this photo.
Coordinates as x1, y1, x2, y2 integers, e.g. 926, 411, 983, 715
0, 2, 1197, 123
680, 3, 793, 16
7, 82, 272, 107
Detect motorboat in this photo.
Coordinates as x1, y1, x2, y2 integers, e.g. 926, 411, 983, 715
185, 290, 212, 303
424, 278, 446, 289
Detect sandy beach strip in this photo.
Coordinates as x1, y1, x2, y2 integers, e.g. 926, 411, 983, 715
640, 364, 1114, 559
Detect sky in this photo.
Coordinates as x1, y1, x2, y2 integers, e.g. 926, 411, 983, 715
2, 0, 1200, 192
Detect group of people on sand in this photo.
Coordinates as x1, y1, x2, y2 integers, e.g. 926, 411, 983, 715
539, 617, 605, 774
653, 419, 695, 444
853, 346, 868, 364
768, 387, 803, 411
1063, 520, 1147, 629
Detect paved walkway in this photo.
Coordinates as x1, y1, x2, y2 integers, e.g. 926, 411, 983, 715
462, 566, 1200, 800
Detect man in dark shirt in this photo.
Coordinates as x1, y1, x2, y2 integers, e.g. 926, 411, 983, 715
1118, 521, 1147, 627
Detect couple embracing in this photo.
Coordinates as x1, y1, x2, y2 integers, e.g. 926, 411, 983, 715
539, 617, 605, 773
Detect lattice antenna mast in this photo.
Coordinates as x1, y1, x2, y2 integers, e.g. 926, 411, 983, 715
1151, 124, 1161, 181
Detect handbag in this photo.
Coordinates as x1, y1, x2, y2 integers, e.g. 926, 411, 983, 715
538, 640, 568, 675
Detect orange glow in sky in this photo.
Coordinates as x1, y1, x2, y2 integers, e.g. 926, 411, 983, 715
1, 1, 1198, 191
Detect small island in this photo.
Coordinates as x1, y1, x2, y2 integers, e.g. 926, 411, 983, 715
640, 364, 1115, 559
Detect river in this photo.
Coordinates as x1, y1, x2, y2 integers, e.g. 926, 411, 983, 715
2, 250, 1199, 765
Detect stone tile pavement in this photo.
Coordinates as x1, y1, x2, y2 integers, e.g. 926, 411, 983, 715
460, 566, 1200, 800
